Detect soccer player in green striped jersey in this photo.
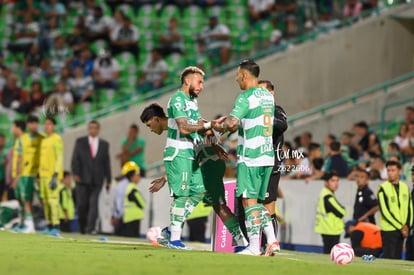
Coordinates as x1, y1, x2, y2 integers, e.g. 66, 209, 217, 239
212, 60, 279, 256
158, 66, 215, 249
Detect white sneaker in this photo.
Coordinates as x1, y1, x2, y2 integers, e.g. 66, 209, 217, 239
20, 225, 36, 234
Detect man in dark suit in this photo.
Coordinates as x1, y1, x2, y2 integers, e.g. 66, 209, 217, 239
71, 120, 112, 234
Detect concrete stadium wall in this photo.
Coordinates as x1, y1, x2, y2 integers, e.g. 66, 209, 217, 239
61, 5, 414, 175
97, 178, 387, 247
284, 79, 414, 143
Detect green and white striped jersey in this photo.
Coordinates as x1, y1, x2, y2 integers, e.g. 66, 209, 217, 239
230, 86, 275, 167
164, 90, 203, 161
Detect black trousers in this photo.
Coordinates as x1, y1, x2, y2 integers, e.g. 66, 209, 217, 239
123, 220, 140, 237
381, 230, 403, 259
76, 184, 102, 234
187, 217, 207, 243
60, 219, 72, 232
321, 234, 340, 254
406, 234, 414, 261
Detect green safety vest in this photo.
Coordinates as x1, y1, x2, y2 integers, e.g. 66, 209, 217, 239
59, 185, 75, 220
123, 183, 146, 223
314, 187, 345, 235
187, 201, 212, 220
378, 181, 413, 232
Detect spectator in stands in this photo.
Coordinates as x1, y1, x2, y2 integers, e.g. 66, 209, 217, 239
110, 9, 125, 31
394, 124, 409, 152
110, 15, 140, 60
316, 0, 334, 24
343, 0, 363, 19
158, 17, 184, 57
197, 16, 231, 65
21, 43, 44, 84
197, 0, 226, 6
117, 124, 147, 177
0, 56, 10, 91
8, 12, 40, 55
354, 121, 382, 156
85, 6, 112, 43
0, 75, 30, 113
15, 0, 42, 21
137, 48, 168, 94
352, 168, 379, 224
29, 81, 46, 114
387, 142, 401, 158
67, 25, 89, 57
67, 65, 95, 103
300, 131, 313, 155
369, 153, 387, 180
45, 81, 74, 115
292, 142, 322, 180
42, 0, 67, 21
341, 131, 359, 161
274, 0, 297, 37
324, 133, 337, 157
269, 17, 283, 46
48, 36, 72, 75
405, 106, 414, 127
248, 0, 275, 24
324, 141, 349, 178
40, 16, 62, 52
403, 120, 414, 160
70, 48, 94, 76
93, 49, 120, 90
53, 66, 71, 86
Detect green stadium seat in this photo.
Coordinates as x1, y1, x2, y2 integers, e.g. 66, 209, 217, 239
117, 4, 135, 19
206, 6, 226, 22
231, 32, 254, 59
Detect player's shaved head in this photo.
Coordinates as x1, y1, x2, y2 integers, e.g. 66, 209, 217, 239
239, 60, 260, 78
180, 66, 205, 84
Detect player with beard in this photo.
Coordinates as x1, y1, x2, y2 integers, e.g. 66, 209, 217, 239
140, 103, 249, 250
152, 66, 215, 249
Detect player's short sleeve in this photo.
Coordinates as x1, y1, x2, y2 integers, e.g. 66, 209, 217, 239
170, 94, 187, 119
230, 93, 249, 119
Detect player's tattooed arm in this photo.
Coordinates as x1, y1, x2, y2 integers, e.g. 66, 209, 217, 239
176, 117, 205, 135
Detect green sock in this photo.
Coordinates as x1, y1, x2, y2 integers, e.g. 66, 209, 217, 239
260, 206, 277, 244
223, 216, 248, 247
244, 204, 263, 254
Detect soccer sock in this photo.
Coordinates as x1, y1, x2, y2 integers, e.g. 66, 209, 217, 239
260, 206, 277, 245
170, 197, 187, 242
19, 205, 25, 227
244, 204, 262, 254
223, 216, 249, 247
25, 213, 34, 229
184, 193, 204, 219
271, 214, 279, 239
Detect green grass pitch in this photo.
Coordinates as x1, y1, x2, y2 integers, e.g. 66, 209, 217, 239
0, 231, 413, 275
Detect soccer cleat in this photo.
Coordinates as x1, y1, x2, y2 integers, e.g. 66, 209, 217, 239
10, 225, 23, 233
234, 245, 249, 253
264, 241, 281, 256
48, 228, 62, 238
236, 246, 260, 256
168, 240, 191, 250
20, 225, 36, 234
161, 227, 171, 240
37, 227, 50, 235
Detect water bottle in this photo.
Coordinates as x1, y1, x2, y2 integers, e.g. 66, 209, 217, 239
361, 254, 375, 261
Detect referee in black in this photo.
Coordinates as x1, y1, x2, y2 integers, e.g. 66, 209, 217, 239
236, 80, 288, 252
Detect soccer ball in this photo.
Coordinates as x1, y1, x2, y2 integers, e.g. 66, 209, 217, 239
330, 243, 355, 265
146, 226, 161, 244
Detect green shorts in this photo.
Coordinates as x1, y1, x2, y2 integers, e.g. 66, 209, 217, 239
14, 176, 35, 201
201, 159, 226, 206
165, 157, 205, 197
236, 163, 273, 201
